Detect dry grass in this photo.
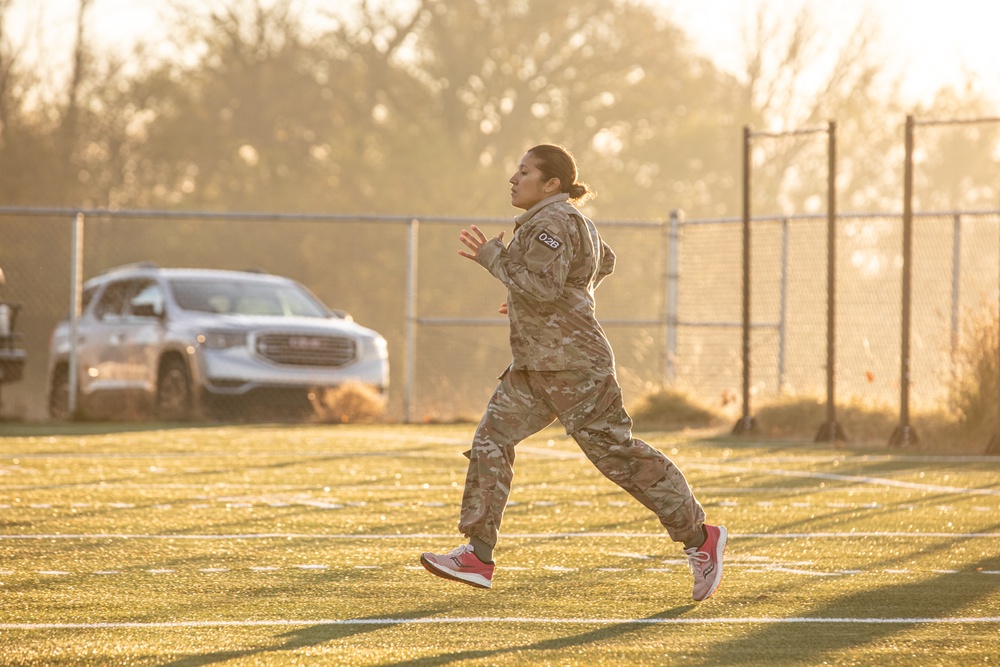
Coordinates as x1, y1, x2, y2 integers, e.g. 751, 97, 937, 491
631, 387, 996, 454
310, 382, 387, 423
630, 386, 725, 431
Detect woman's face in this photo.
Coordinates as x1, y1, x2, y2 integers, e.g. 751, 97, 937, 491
509, 152, 559, 210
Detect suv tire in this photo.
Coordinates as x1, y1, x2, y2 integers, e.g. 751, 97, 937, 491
49, 365, 72, 420
156, 357, 193, 421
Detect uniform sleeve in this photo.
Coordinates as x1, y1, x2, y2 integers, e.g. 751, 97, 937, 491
594, 239, 615, 288
476, 218, 575, 302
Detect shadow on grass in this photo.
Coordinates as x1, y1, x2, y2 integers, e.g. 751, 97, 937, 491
155, 608, 447, 667
696, 551, 1000, 666
381, 604, 697, 667
0, 421, 232, 437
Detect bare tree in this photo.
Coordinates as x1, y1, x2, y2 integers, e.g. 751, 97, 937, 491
738, 3, 902, 213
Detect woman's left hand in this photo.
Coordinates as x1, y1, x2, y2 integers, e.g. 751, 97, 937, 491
459, 225, 504, 261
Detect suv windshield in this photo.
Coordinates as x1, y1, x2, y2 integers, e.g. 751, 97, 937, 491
168, 278, 330, 318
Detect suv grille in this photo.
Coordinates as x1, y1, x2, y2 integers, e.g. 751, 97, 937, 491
256, 333, 356, 367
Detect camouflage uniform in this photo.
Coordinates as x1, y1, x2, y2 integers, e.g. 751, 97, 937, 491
460, 193, 706, 549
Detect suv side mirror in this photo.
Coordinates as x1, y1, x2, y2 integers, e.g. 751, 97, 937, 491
132, 303, 164, 319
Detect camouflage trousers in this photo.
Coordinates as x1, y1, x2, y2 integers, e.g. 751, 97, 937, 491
459, 367, 706, 549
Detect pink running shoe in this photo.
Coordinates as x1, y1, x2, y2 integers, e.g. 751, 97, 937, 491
684, 524, 727, 601
420, 544, 494, 589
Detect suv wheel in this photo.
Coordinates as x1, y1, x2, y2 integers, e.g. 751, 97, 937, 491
49, 365, 72, 420
157, 357, 193, 421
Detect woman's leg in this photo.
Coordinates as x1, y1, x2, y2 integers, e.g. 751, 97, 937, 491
458, 368, 555, 549
549, 369, 706, 546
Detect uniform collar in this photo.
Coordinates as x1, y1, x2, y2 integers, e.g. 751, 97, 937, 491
514, 193, 570, 229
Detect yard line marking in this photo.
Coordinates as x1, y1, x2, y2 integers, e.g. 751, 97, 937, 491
745, 567, 838, 577
2, 616, 999, 631
0, 531, 997, 540
3, 563, 996, 578
687, 462, 1000, 496
2, 481, 989, 496
514, 447, 1000, 497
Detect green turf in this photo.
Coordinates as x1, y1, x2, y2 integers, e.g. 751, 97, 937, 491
0, 423, 997, 665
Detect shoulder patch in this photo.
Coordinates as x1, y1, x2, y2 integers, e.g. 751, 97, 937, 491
536, 230, 562, 250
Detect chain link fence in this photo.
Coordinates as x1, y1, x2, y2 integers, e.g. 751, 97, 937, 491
0, 207, 997, 430
675, 211, 1000, 419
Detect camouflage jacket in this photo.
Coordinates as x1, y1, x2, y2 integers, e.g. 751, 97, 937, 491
476, 193, 616, 370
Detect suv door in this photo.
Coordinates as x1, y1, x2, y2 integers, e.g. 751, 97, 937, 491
122, 279, 167, 396
79, 279, 136, 398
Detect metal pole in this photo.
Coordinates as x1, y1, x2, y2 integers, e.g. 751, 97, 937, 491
992, 172, 1000, 454
777, 218, 789, 393
666, 209, 681, 385
816, 120, 844, 443
404, 218, 419, 423
891, 115, 917, 447
68, 212, 84, 416
950, 213, 962, 378
735, 125, 755, 434
827, 121, 837, 435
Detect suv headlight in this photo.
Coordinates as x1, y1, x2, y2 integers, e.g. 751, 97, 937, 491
370, 336, 389, 359
198, 330, 248, 349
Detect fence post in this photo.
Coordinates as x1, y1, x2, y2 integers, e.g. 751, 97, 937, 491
665, 209, 681, 385
734, 125, 756, 434
890, 114, 918, 447
950, 213, 962, 378
816, 119, 844, 443
404, 218, 419, 424
68, 212, 84, 417
777, 217, 789, 393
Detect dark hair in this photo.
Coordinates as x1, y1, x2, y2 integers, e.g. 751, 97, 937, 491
527, 144, 595, 203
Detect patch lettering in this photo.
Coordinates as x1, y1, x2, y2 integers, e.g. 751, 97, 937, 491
536, 231, 562, 250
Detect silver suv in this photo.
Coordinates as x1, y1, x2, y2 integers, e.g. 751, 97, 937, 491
47, 264, 389, 421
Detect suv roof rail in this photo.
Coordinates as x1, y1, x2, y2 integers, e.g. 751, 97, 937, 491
101, 261, 158, 275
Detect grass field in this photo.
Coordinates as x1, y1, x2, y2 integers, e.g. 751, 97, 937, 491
0, 422, 997, 666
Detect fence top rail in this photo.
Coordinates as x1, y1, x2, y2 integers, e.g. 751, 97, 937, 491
914, 116, 1000, 127
0, 206, 666, 228
681, 208, 1000, 226
2, 206, 997, 228
750, 126, 830, 139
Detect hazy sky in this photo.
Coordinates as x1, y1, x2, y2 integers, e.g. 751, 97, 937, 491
9, 0, 1000, 107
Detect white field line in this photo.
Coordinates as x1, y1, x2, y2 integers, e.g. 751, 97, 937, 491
2, 616, 999, 631
684, 462, 1000, 497
0, 531, 997, 540
0, 483, 948, 495
518, 446, 1000, 497
3, 448, 996, 497
1, 444, 998, 464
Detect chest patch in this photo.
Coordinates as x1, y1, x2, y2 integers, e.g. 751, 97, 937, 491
536, 230, 562, 250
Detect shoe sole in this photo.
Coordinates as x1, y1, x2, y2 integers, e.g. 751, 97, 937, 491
420, 554, 493, 589
695, 526, 727, 601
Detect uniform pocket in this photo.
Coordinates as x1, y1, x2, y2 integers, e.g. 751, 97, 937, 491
631, 459, 669, 491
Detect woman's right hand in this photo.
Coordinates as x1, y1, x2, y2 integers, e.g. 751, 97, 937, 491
499, 302, 508, 315
459, 225, 505, 261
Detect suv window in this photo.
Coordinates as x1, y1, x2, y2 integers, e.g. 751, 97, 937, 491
94, 280, 133, 321
168, 278, 329, 318
80, 286, 97, 315
93, 279, 163, 321
128, 281, 165, 319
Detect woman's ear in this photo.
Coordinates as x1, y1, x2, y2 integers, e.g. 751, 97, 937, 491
545, 177, 561, 194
